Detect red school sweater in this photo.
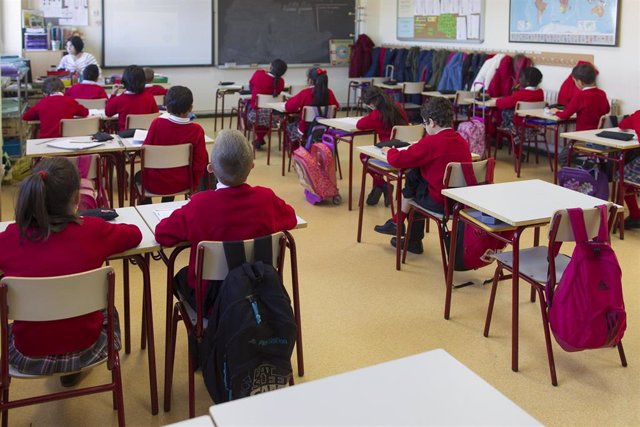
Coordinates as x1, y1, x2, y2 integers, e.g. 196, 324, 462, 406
141, 114, 208, 194
105, 91, 159, 130
356, 104, 409, 142
284, 87, 340, 134
0, 218, 142, 356
495, 88, 545, 126
155, 184, 297, 289
386, 129, 472, 205
555, 87, 610, 131
144, 85, 168, 97
620, 110, 640, 137
65, 81, 108, 100
249, 69, 285, 109
22, 94, 89, 138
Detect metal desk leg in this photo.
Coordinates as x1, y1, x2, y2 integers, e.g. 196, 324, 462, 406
395, 170, 404, 271
511, 228, 524, 373
214, 89, 221, 132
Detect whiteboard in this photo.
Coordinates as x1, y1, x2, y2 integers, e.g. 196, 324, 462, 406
102, 0, 213, 67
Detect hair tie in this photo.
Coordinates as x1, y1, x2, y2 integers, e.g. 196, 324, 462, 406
316, 68, 326, 75
37, 170, 48, 180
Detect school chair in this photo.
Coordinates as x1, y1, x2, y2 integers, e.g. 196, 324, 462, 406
453, 91, 474, 127
288, 84, 309, 97
125, 112, 160, 130
0, 267, 125, 427
163, 232, 304, 418
76, 98, 106, 110
252, 94, 284, 166
483, 204, 627, 386
402, 159, 495, 278
60, 116, 100, 137
401, 82, 425, 112
153, 95, 165, 108
346, 78, 372, 117
61, 154, 109, 209
130, 143, 193, 206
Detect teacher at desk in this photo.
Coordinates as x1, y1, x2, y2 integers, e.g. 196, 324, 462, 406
57, 36, 100, 75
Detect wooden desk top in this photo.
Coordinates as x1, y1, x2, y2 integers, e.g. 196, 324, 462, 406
442, 179, 617, 227
560, 127, 640, 150
264, 101, 288, 113
375, 82, 403, 90
422, 91, 456, 99
26, 135, 125, 158
316, 116, 364, 132
358, 144, 481, 162
516, 108, 574, 122
209, 349, 540, 426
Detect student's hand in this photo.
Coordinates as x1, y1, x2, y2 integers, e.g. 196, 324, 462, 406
111, 84, 122, 96
381, 147, 391, 155
549, 108, 558, 115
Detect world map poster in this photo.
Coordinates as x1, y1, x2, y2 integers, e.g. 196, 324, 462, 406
509, 0, 619, 46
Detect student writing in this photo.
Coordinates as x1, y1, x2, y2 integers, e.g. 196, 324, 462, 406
105, 65, 159, 131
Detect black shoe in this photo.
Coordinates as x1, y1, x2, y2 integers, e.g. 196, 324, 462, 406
60, 373, 82, 388
366, 186, 383, 206
253, 139, 265, 150
374, 219, 405, 236
383, 183, 394, 207
390, 237, 424, 254
624, 217, 640, 229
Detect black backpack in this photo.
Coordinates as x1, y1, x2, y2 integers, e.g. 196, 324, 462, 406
199, 237, 297, 403
304, 105, 331, 150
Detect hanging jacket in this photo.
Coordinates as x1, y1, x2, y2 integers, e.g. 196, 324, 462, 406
460, 53, 474, 91
405, 46, 422, 82
472, 53, 506, 91
487, 55, 514, 97
558, 60, 599, 106
418, 50, 434, 83
348, 34, 375, 78
393, 49, 408, 82
511, 54, 533, 90
364, 47, 381, 77
437, 52, 465, 92
428, 50, 450, 88
468, 53, 487, 89
382, 49, 397, 78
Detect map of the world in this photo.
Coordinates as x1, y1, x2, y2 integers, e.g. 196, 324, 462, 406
509, 0, 618, 46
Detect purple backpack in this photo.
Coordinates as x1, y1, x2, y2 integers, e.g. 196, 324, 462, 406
558, 164, 609, 201
547, 205, 626, 352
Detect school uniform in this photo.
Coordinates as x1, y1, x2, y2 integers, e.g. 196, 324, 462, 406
620, 111, 640, 221
65, 80, 108, 100
22, 93, 89, 138
248, 70, 286, 142
356, 104, 409, 142
620, 111, 640, 136
0, 218, 141, 370
57, 52, 100, 75
156, 183, 297, 291
555, 86, 610, 131
141, 113, 208, 194
105, 91, 159, 130
495, 87, 544, 127
284, 87, 340, 135
144, 84, 168, 97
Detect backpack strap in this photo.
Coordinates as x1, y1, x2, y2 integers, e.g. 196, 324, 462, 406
253, 234, 275, 266
223, 241, 248, 271
460, 163, 478, 186
566, 208, 590, 243
596, 204, 609, 242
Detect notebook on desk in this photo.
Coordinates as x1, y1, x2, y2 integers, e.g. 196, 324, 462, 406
595, 131, 636, 141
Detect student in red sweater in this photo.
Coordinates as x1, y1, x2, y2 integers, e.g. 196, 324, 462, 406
619, 111, 640, 229
247, 59, 287, 148
65, 64, 108, 100
356, 86, 409, 206
0, 158, 141, 384
105, 65, 159, 130
284, 67, 340, 144
22, 76, 89, 138
156, 129, 297, 309
136, 85, 207, 203
551, 63, 610, 131
143, 67, 168, 97
374, 98, 472, 254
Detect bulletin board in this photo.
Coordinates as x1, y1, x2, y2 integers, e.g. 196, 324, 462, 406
396, 0, 485, 43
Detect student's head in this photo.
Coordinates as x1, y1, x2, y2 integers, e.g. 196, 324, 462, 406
361, 86, 407, 129
166, 86, 193, 116
42, 76, 65, 95
520, 67, 543, 88
121, 65, 146, 94
269, 59, 288, 96
421, 98, 453, 134
572, 63, 597, 87
82, 64, 100, 82
209, 130, 253, 187
66, 36, 84, 55
143, 67, 155, 84
15, 157, 81, 241
307, 67, 329, 105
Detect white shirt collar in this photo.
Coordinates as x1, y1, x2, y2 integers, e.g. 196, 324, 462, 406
216, 181, 230, 190
145, 83, 153, 87
583, 86, 596, 91
524, 86, 537, 90
50, 92, 64, 96
81, 80, 98, 85
159, 112, 190, 124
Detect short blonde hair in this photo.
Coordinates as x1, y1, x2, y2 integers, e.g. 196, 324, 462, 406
211, 130, 253, 186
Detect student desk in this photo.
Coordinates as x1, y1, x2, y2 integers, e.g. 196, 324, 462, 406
559, 127, 640, 239
135, 201, 307, 412
214, 84, 243, 132
316, 116, 377, 211
441, 180, 619, 376
265, 101, 298, 176
208, 348, 540, 426
422, 90, 457, 100
346, 77, 372, 117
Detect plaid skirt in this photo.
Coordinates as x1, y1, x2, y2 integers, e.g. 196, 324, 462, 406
501, 109, 538, 144
8, 309, 121, 375
286, 121, 304, 145
246, 104, 273, 128
625, 157, 640, 184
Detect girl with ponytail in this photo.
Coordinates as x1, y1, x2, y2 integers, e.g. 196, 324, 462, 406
247, 59, 288, 148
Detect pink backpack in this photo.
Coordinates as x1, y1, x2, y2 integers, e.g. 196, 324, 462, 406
547, 205, 626, 352
291, 136, 341, 205
457, 119, 485, 159
71, 155, 108, 211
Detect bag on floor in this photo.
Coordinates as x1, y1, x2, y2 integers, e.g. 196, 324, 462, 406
547, 205, 626, 352
558, 163, 609, 201
200, 239, 297, 403
292, 136, 341, 205
458, 118, 486, 158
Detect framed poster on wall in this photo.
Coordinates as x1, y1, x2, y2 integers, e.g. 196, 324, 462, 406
509, 0, 619, 46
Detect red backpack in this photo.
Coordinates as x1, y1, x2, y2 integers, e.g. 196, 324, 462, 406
547, 206, 626, 352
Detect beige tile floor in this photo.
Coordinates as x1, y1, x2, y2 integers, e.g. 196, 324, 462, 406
1, 116, 639, 426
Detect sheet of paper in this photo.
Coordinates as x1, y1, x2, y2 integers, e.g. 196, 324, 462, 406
133, 129, 148, 144
471, 0, 482, 14
336, 116, 361, 126
468, 14, 481, 39
47, 141, 104, 150
398, 0, 414, 18
153, 209, 175, 221
456, 16, 468, 40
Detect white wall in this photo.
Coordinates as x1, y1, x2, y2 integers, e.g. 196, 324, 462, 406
365, 0, 640, 113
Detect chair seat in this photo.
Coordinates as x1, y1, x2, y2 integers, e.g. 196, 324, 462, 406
525, 118, 556, 126
179, 298, 209, 330
408, 200, 444, 221
492, 246, 570, 283
136, 182, 189, 198
9, 358, 107, 379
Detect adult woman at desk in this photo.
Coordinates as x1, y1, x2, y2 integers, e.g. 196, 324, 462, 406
57, 36, 100, 76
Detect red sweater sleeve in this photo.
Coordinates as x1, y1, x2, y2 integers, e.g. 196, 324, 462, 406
105, 95, 120, 117
386, 137, 433, 169
620, 111, 640, 130
555, 91, 580, 120
192, 128, 208, 188
495, 93, 519, 110
155, 204, 191, 247
356, 110, 380, 131
328, 90, 340, 109
22, 102, 41, 121
284, 90, 308, 113
73, 99, 89, 117
270, 191, 297, 231
87, 219, 143, 256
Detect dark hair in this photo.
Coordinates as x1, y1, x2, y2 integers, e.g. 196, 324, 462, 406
82, 64, 100, 82
361, 86, 407, 129
166, 86, 193, 115
121, 65, 146, 94
143, 67, 155, 83
421, 97, 453, 128
15, 157, 81, 241
269, 59, 288, 96
67, 36, 84, 53
572, 63, 597, 85
520, 67, 543, 87
307, 67, 329, 106
42, 76, 65, 95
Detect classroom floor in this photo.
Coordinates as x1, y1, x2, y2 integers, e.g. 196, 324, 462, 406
1, 116, 639, 426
